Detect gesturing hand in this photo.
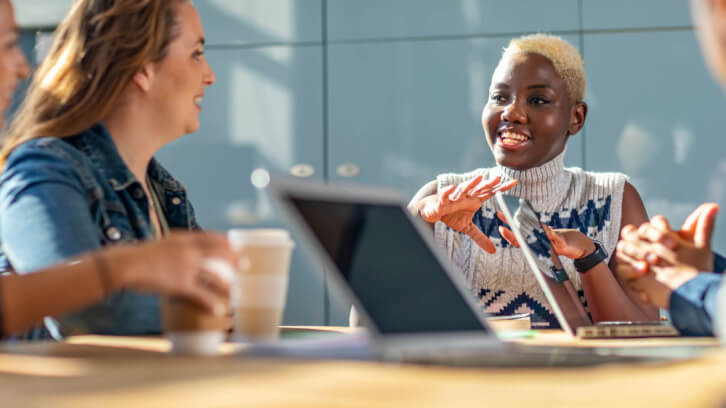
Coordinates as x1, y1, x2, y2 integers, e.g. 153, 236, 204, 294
614, 204, 719, 307
498, 219, 595, 259
419, 175, 517, 253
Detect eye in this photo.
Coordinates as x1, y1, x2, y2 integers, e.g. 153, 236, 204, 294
489, 93, 508, 104
192, 49, 204, 60
529, 96, 550, 105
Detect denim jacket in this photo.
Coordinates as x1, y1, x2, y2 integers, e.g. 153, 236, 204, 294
0, 123, 200, 339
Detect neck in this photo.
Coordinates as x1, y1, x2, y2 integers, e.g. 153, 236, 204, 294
495, 150, 568, 205
103, 101, 171, 182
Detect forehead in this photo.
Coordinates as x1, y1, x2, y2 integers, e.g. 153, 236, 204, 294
0, 0, 17, 35
176, 2, 204, 41
491, 52, 565, 89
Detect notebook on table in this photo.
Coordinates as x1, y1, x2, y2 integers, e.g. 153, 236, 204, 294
265, 178, 699, 366
493, 193, 679, 339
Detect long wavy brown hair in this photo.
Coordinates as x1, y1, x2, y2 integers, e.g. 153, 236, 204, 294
0, 0, 188, 169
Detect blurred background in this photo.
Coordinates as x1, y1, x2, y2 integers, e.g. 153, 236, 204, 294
12, 0, 726, 326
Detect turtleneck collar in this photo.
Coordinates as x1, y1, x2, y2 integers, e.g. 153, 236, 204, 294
494, 149, 570, 207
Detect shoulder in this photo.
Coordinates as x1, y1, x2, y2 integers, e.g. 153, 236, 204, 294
566, 167, 628, 192
0, 137, 91, 199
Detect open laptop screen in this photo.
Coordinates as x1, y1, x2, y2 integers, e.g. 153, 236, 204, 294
288, 196, 488, 335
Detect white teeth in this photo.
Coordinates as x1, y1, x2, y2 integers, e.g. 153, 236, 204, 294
193, 97, 203, 106
499, 131, 529, 145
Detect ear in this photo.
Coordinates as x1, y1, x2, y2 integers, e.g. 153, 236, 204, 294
567, 101, 588, 136
132, 62, 155, 93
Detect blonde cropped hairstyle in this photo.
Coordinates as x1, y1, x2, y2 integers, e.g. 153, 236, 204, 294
0, 0, 189, 169
502, 34, 586, 102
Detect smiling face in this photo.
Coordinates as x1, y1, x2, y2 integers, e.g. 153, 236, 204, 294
0, 0, 29, 126
147, 2, 215, 140
483, 52, 585, 170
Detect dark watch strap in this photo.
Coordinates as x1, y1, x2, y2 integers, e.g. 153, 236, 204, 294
574, 240, 608, 273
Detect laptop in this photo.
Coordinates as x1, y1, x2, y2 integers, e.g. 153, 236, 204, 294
266, 178, 699, 366
493, 193, 680, 339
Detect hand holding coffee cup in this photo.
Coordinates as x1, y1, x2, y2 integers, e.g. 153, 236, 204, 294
228, 229, 295, 342
162, 258, 238, 356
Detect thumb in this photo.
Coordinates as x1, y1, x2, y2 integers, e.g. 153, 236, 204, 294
680, 203, 711, 241
463, 223, 496, 253
694, 203, 719, 249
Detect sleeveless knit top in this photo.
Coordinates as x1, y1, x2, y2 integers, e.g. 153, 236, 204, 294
433, 151, 627, 328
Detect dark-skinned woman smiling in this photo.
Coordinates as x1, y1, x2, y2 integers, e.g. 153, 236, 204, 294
408, 34, 658, 329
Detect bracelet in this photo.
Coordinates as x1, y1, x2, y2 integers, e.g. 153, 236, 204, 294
92, 253, 113, 296
574, 240, 608, 273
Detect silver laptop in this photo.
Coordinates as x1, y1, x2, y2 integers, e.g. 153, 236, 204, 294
494, 193, 679, 339
266, 178, 696, 366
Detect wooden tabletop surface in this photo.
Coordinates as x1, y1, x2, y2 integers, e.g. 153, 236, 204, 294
1, 328, 725, 408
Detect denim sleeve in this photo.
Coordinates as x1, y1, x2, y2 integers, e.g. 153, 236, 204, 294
668, 273, 722, 337
0, 152, 101, 273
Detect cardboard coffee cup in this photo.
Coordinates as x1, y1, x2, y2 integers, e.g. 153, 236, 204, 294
228, 229, 294, 342
162, 259, 236, 355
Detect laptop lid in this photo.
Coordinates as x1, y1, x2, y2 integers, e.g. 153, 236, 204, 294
268, 178, 497, 341
494, 193, 592, 336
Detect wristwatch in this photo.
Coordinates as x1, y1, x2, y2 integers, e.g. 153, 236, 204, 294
574, 240, 608, 273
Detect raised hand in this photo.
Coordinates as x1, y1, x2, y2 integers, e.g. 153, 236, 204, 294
419, 175, 517, 253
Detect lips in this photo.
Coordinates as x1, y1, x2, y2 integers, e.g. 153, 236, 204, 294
193, 96, 203, 109
496, 130, 531, 149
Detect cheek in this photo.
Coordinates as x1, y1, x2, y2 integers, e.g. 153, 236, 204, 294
482, 106, 499, 135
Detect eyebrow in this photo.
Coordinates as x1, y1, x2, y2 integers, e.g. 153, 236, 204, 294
527, 84, 553, 90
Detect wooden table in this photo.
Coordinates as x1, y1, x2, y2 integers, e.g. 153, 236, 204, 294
1, 329, 725, 407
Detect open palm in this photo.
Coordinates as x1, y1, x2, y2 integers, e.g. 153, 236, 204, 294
420, 175, 517, 253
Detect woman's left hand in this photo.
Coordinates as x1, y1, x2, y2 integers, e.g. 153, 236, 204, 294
498, 221, 595, 259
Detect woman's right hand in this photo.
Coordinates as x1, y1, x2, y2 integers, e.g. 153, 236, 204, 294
103, 231, 239, 315
418, 175, 517, 253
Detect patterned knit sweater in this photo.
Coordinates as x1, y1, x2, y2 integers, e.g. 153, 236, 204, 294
431, 151, 626, 328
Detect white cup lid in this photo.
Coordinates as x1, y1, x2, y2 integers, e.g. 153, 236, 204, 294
227, 228, 294, 248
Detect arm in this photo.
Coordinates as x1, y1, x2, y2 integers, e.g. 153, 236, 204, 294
536, 183, 658, 322
407, 179, 438, 230
0, 155, 103, 273
0, 232, 235, 338
581, 182, 659, 321
668, 273, 722, 336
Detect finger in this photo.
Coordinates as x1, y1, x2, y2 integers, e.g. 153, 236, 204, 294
614, 262, 648, 282
455, 175, 483, 199
620, 224, 638, 240
694, 203, 719, 249
615, 240, 650, 262
465, 175, 495, 196
200, 261, 233, 297
498, 226, 519, 247
637, 222, 677, 249
471, 177, 515, 196
639, 292, 651, 304
680, 204, 712, 241
496, 210, 509, 225
463, 223, 496, 253
650, 215, 673, 233
182, 286, 229, 316
441, 184, 456, 204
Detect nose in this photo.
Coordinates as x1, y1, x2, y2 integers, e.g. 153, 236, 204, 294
204, 60, 216, 86
500, 98, 527, 124
16, 49, 30, 81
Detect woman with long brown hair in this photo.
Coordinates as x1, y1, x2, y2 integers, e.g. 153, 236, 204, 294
0, 0, 217, 338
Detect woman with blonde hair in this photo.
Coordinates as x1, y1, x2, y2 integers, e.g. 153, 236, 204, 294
0, 0, 217, 338
409, 34, 658, 328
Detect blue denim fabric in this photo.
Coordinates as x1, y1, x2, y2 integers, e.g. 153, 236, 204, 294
669, 273, 722, 337
665, 252, 726, 337
0, 123, 200, 339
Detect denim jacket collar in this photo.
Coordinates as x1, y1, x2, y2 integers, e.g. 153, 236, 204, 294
68, 122, 185, 193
